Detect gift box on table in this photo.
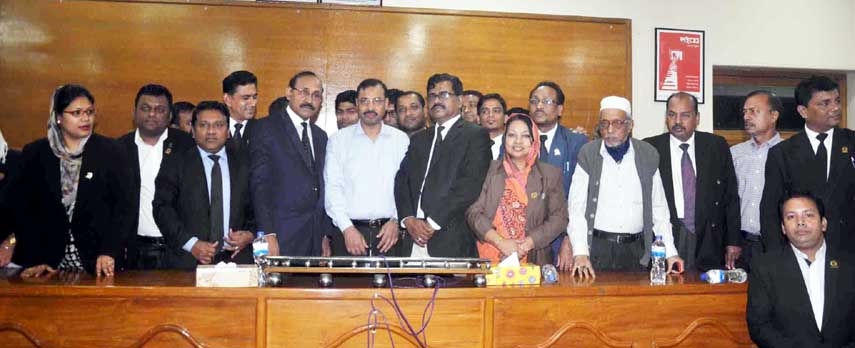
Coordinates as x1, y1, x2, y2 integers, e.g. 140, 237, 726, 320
485, 264, 541, 286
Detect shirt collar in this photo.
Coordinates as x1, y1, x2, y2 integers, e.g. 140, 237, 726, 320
669, 132, 695, 149
541, 124, 558, 141
355, 121, 390, 137
751, 132, 783, 149
438, 114, 461, 129
134, 128, 169, 147
229, 117, 247, 128
791, 239, 826, 264
805, 125, 834, 143
197, 144, 228, 161
286, 105, 311, 129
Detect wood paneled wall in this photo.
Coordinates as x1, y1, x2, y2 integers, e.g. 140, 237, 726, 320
0, 0, 631, 148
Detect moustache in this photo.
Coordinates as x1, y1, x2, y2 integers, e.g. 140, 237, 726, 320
671, 125, 685, 132
431, 104, 446, 112
300, 103, 315, 111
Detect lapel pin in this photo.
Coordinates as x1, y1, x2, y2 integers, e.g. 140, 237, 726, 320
843, 147, 849, 154
830, 260, 839, 269
165, 147, 172, 155
554, 148, 561, 156
85, 172, 93, 180
530, 192, 538, 199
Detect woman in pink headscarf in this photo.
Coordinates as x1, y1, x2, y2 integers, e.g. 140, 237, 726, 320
466, 114, 569, 265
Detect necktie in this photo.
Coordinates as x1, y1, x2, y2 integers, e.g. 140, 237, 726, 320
539, 135, 548, 160
816, 133, 828, 182
209, 154, 224, 245
804, 258, 813, 267
427, 126, 445, 171
679, 143, 696, 234
301, 121, 315, 165
233, 123, 243, 145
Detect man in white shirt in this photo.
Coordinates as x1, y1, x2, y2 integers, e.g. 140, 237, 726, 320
325, 79, 409, 256
119, 84, 194, 270
478, 93, 507, 160
748, 192, 855, 347
569, 96, 683, 278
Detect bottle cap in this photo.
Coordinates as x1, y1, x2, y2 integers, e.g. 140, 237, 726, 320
257, 231, 265, 238
700, 273, 709, 281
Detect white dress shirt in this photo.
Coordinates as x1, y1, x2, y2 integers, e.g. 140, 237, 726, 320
229, 117, 248, 138
540, 124, 558, 151
182, 146, 231, 252
792, 241, 826, 332
324, 122, 409, 231
804, 126, 834, 180
490, 134, 503, 160
134, 129, 168, 237
567, 141, 678, 257
410, 115, 460, 258
287, 105, 315, 159
669, 133, 696, 219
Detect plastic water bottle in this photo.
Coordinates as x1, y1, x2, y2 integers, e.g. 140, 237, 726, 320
252, 231, 269, 286
541, 264, 559, 284
700, 268, 748, 284
650, 235, 667, 285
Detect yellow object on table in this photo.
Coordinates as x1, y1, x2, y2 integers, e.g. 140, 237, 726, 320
486, 264, 541, 286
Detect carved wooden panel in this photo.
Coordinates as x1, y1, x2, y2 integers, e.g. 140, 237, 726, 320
0, 296, 256, 348
652, 318, 756, 348
266, 298, 486, 348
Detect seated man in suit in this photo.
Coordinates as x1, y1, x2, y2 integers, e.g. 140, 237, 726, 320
747, 192, 855, 347
153, 101, 256, 269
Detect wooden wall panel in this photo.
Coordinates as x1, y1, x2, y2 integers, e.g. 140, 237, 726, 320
0, 0, 631, 148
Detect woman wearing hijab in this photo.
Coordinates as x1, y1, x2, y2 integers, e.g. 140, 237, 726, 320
466, 114, 569, 265
5, 84, 130, 277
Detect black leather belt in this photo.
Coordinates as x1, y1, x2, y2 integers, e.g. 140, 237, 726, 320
741, 230, 761, 242
592, 229, 642, 244
136, 235, 167, 245
352, 219, 391, 229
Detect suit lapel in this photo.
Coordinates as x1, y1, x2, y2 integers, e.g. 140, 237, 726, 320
654, 135, 678, 221
693, 133, 710, 228
277, 111, 313, 171
191, 149, 211, 230
784, 248, 823, 335
822, 247, 838, 332
226, 146, 240, 228
549, 127, 565, 161
73, 142, 96, 215
826, 129, 848, 190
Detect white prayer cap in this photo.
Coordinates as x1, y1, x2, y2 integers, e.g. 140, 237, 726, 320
599, 96, 632, 118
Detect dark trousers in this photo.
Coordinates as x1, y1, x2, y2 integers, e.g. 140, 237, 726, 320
737, 231, 763, 272
131, 236, 173, 270
332, 221, 400, 257
674, 220, 698, 271
590, 232, 646, 272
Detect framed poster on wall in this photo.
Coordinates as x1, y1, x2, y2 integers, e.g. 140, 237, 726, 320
655, 28, 705, 103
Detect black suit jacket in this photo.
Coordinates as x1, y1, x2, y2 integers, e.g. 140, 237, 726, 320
153, 145, 255, 269
747, 245, 855, 348
0, 149, 22, 239
760, 129, 855, 252
118, 128, 194, 266
228, 118, 257, 153
7, 135, 132, 272
394, 117, 492, 257
644, 131, 741, 271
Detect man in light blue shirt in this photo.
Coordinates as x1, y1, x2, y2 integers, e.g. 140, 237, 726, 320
325, 78, 409, 256
731, 90, 782, 270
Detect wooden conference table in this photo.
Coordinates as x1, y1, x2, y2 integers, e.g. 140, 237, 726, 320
0, 269, 752, 348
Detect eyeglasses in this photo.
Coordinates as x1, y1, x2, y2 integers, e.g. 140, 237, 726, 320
63, 108, 96, 118
138, 104, 169, 115
292, 88, 323, 101
397, 104, 423, 113
358, 97, 386, 106
529, 97, 556, 106
599, 119, 631, 129
427, 91, 455, 101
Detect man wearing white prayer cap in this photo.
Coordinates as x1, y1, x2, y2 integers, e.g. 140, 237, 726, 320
567, 96, 684, 278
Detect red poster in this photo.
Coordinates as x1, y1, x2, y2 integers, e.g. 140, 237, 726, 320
655, 28, 705, 103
